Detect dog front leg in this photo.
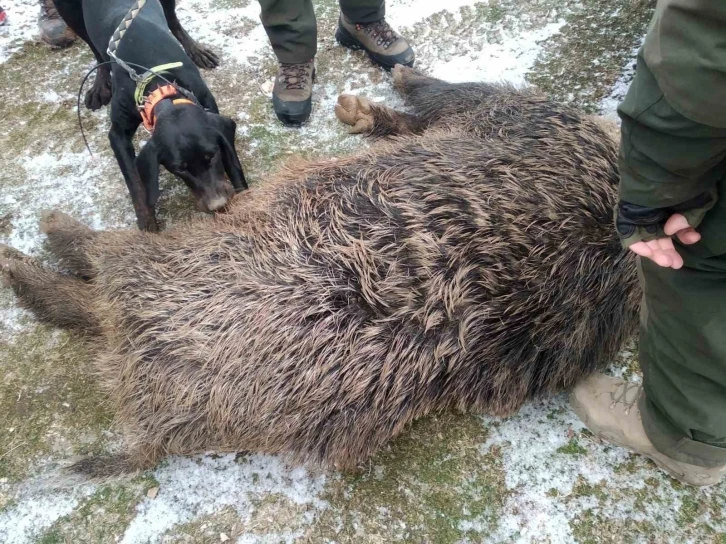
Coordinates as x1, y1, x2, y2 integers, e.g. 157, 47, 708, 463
108, 125, 159, 233
160, 0, 219, 69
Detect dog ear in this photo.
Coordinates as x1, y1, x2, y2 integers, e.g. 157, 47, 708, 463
207, 113, 248, 192
136, 140, 161, 207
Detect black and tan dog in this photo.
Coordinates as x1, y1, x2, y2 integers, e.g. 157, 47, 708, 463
54, 0, 247, 231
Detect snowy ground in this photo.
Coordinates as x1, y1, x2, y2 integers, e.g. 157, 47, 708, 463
2, 0, 725, 542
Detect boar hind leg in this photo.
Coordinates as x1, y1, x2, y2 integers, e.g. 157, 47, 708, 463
391, 63, 498, 123
335, 94, 426, 138
40, 210, 97, 279
0, 245, 100, 335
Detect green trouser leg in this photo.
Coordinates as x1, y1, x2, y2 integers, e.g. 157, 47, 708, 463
258, 0, 385, 64
638, 246, 726, 468
258, 0, 318, 64
339, 0, 384, 23
617, 48, 726, 468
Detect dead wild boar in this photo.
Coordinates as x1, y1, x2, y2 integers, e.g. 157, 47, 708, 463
0, 65, 640, 476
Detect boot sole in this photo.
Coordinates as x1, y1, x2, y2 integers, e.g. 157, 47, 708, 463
335, 26, 415, 71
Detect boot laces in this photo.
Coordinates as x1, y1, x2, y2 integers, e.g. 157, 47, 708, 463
357, 19, 399, 49
279, 62, 312, 91
609, 381, 642, 415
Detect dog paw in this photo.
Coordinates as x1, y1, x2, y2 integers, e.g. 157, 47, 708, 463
187, 42, 220, 69
84, 73, 112, 111
335, 95, 375, 134
135, 209, 160, 233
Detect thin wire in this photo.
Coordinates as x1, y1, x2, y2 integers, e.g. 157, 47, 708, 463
76, 61, 115, 159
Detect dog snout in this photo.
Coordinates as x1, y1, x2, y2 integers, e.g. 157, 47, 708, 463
196, 182, 235, 212
206, 195, 229, 212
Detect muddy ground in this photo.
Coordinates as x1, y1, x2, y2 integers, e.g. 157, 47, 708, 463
2, 0, 725, 542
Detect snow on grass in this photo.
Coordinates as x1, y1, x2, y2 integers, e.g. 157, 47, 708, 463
175, 0, 272, 68
3, 151, 132, 254
386, 0, 487, 26
428, 21, 566, 85
0, 0, 39, 64
121, 454, 328, 543
0, 483, 96, 543
478, 390, 726, 542
479, 397, 631, 543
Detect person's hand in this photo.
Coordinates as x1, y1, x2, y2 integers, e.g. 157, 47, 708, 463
627, 213, 700, 269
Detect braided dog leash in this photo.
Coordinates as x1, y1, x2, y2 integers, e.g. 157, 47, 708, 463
107, 0, 148, 82
105, 0, 199, 109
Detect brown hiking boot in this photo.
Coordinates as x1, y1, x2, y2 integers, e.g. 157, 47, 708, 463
570, 374, 726, 487
272, 59, 315, 126
39, 0, 76, 49
336, 14, 414, 70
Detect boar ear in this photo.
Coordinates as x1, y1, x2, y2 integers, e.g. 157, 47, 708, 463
136, 140, 161, 207
207, 113, 248, 192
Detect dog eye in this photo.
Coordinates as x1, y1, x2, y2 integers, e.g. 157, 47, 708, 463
180, 162, 188, 170
204, 154, 212, 161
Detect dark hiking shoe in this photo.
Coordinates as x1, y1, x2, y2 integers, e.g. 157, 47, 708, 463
336, 14, 414, 70
39, 0, 76, 49
272, 59, 315, 126
571, 374, 726, 487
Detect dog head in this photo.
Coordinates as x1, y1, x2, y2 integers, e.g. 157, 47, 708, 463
136, 105, 247, 213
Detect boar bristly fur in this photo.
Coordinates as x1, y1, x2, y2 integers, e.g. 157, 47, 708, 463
0, 66, 640, 476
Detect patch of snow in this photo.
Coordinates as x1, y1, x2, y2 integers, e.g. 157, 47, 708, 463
2, 151, 131, 255
0, 305, 33, 341
428, 21, 566, 86
38, 89, 72, 104
480, 396, 630, 542
0, 485, 96, 543
0, 0, 39, 64
175, 0, 272, 68
121, 454, 328, 543
386, 0, 484, 26
477, 390, 725, 543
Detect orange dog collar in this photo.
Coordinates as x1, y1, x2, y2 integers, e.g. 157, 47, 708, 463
139, 84, 195, 132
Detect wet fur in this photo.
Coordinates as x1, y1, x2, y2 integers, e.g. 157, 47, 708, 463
1, 67, 640, 476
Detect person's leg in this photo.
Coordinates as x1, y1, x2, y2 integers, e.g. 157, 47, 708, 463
0, 6, 6, 26
570, 52, 726, 487
258, 0, 317, 126
339, 0, 384, 23
39, 0, 76, 49
336, 0, 414, 69
572, 236, 726, 486
638, 232, 726, 469
259, 0, 317, 64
